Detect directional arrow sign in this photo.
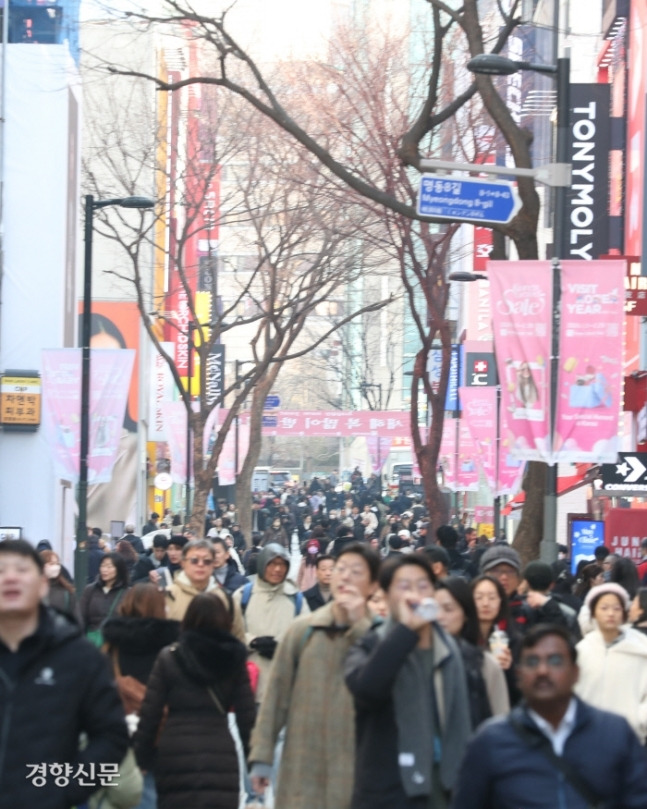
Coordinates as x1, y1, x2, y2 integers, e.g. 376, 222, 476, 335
601, 452, 647, 492
417, 174, 521, 225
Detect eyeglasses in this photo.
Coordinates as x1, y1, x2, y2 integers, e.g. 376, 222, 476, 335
519, 654, 567, 670
186, 557, 213, 566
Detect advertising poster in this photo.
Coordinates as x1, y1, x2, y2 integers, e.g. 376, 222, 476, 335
42, 348, 135, 485
456, 419, 479, 492
459, 386, 524, 496
489, 261, 553, 462
459, 386, 497, 491
605, 508, 647, 562
554, 260, 625, 463
569, 518, 604, 573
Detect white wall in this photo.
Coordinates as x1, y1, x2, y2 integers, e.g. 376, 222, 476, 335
0, 46, 81, 566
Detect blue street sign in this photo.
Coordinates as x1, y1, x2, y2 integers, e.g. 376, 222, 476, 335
262, 415, 278, 428
264, 395, 281, 409
417, 174, 521, 224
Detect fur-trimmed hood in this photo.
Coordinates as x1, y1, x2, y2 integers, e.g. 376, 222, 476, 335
173, 628, 247, 685
102, 615, 180, 655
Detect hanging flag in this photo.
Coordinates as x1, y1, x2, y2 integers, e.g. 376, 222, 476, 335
489, 261, 553, 462
554, 260, 625, 463
42, 348, 135, 484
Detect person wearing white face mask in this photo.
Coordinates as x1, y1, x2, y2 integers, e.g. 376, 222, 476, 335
38, 550, 80, 621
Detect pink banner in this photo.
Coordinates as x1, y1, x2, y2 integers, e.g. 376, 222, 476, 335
489, 261, 553, 462
41, 349, 135, 484
216, 421, 250, 485
554, 260, 625, 463
366, 436, 392, 473
438, 417, 479, 492
162, 401, 190, 484
438, 418, 457, 490
262, 410, 410, 437
460, 387, 497, 491
457, 419, 479, 492
459, 387, 525, 496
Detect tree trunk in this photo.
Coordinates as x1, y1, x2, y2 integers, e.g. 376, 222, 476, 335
511, 461, 546, 566
235, 376, 276, 547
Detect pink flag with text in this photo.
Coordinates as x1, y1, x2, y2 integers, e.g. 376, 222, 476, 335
489, 261, 553, 462
163, 401, 190, 484
367, 436, 393, 473
460, 386, 525, 496
438, 417, 479, 492
42, 349, 135, 484
459, 387, 497, 491
554, 260, 625, 463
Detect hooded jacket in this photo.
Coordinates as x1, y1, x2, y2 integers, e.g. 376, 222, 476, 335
0, 607, 128, 809
232, 543, 309, 701
575, 626, 647, 743
133, 628, 256, 809
102, 615, 180, 684
165, 570, 246, 643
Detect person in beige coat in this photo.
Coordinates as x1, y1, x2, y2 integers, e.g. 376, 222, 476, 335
232, 542, 310, 703
249, 543, 380, 809
575, 582, 647, 743
165, 539, 246, 643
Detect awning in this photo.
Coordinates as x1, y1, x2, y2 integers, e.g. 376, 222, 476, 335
501, 464, 593, 516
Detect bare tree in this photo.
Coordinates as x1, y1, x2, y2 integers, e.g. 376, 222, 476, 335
105, 0, 549, 554
83, 67, 390, 537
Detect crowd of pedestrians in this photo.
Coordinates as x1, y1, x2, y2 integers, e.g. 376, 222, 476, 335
2, 477, 647, 809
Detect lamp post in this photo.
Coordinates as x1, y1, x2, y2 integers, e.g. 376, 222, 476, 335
467, 51, 571, 562
77, 195, 155, 596
448, 271, 502, 537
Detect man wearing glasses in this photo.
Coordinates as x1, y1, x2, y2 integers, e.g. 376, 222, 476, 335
345, 554, 471, 809
452, 624, 647, 808
165, 539, 245, 641
249, 543, 379, 809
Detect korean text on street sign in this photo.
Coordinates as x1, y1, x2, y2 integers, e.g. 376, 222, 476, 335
417, 174, 521, 224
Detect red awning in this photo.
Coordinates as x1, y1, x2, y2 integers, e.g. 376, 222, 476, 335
500, 464, 592, 515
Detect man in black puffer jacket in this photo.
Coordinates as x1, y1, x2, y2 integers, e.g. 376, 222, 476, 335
0, 539, 128, 809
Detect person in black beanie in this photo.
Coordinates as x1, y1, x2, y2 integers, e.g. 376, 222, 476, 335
479, 545, 532, 633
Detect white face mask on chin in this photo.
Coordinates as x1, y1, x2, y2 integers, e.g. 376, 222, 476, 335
45, 563, 61, 579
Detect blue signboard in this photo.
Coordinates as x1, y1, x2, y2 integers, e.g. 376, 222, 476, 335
262, 415, 278, 428
264, 395, 281, 409
427, 345, 462, 412
417, 174, 521, 224
569, 519, 605, 573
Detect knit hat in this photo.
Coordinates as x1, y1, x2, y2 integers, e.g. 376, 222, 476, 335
584, 582, 630, 613
523, 561, 554, 592
479, 545, 522, 574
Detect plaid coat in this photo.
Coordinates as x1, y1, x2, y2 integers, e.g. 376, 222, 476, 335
249, 601, 372, 809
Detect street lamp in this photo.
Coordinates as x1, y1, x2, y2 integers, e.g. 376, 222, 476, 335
76, 194, 155, 596
467, 51, 571, 562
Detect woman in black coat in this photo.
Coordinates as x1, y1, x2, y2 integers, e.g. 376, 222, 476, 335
79, 552, 130, 632
133, 592, 256, 809
102, 583, 180, 809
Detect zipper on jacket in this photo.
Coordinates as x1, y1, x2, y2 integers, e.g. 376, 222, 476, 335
0, 668, 15, 789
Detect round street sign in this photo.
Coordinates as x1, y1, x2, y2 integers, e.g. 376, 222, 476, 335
154, 472, 173, 491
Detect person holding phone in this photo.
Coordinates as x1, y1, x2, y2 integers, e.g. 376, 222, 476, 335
345, 555, 471, 809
